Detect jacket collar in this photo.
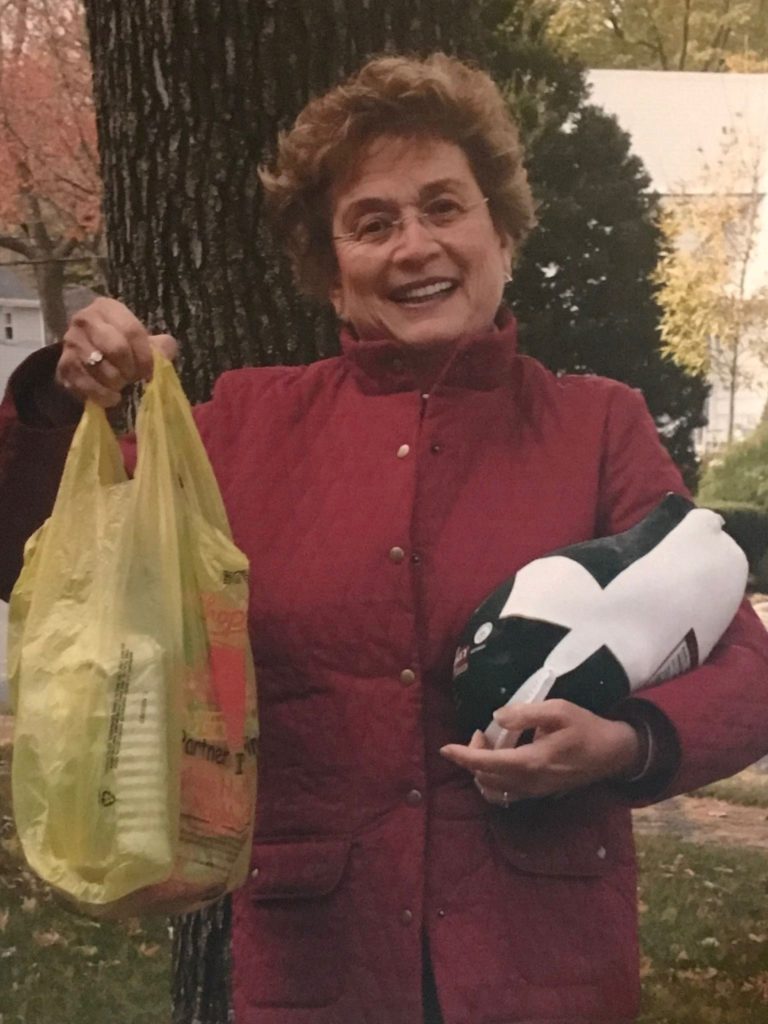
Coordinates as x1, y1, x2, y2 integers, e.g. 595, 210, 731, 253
340, 306, 519, 394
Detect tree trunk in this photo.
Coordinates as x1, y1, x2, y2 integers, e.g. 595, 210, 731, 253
83, 0, 483, 401
82, 3, 484, 1021
32, 255, 69, 341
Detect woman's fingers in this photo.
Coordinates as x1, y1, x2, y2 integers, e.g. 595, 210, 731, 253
56, 297, 178, 407
57, 355, 123, 408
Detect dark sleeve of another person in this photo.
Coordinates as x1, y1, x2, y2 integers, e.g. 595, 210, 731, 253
0, 344, 81, 602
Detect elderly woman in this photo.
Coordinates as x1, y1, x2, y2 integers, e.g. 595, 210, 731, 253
2, 53, 768, 1024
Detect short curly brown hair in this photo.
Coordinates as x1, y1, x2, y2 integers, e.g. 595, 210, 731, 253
259, 53, 536, 300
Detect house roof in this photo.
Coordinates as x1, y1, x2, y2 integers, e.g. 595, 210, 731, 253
0, 267, 38, 301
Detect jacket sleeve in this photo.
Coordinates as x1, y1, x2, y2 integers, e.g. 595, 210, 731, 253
598, 383, 768, 805
0, 345, 80, 602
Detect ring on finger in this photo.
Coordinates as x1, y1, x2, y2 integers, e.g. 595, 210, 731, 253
85, 349, 104, 368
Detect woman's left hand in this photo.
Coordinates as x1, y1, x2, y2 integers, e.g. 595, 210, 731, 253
439, 700, 641, 806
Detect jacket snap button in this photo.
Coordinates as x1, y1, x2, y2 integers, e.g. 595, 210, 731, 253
437, 909, 446, 918
430, 443, 442, 454
405, 789, 422, 807
410, 552, 421, 564
389, 546, 405, 563
596, 846, 607, 859
400, 909, 414, 925
396, 444, 410, 458
250, 867, 260, 879
400, 668, 416, 686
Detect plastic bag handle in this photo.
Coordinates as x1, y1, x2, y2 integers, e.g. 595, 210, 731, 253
134, 351, 232, 536
51, 400, 128, 517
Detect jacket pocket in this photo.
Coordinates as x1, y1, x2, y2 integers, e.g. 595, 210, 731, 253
489, 787, 634, 877
235, 837, 352, 1009
486, 792, 639, 994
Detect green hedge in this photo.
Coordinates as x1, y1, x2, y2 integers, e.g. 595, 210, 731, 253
701, 501, 768, 591
697, 421, 768, 509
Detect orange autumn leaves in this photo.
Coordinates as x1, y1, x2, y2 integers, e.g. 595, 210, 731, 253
0, 0, 101, 242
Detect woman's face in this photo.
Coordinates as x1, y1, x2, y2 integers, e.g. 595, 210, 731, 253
329, 135, 512, 346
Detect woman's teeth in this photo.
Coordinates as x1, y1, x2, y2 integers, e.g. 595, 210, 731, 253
396, 281, 455, 303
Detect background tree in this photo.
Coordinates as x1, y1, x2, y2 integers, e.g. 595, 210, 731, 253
544, 0, 768, 71
0, 0, 103, 338
654, 125, 768, 444
483, 0, 707, 479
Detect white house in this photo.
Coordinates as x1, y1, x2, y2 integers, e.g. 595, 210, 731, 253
0, 267, 46, 399
587, 70, 768, 452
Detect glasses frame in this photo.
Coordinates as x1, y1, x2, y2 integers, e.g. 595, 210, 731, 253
332, 196, 490, 246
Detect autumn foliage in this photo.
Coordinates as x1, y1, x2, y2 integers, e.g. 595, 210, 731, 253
0, 0, 102, 336
0, 31, 100, 235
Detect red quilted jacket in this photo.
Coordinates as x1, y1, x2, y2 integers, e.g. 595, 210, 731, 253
2, 314, 768, 1024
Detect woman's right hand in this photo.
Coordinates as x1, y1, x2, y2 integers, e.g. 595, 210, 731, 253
55, 296, 178, 407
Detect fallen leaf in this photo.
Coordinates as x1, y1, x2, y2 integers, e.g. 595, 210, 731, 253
700, 936, 721, 948
0, 908, 9, 932
33, 929, 63, 947
748, 933, 768, 943
137, 942, 161, 958
21, 896, 37, 913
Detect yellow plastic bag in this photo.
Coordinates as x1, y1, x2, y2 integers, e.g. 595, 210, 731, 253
8, 352, 258, 917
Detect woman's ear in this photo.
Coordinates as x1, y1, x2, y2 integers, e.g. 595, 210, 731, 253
498, 231, 515, 279
330, 281, 344, 319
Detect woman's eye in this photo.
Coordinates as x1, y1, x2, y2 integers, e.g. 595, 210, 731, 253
356, 216, 391, 239
426, 198, 462, 222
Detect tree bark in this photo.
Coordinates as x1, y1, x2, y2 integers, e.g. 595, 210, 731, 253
82, 3, 484, 1021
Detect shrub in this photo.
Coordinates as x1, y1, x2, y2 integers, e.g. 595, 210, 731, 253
697, 420, 768, 509
699, 501, 768, 590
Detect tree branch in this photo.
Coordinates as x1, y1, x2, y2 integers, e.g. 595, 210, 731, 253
678, 0, 692, 70
0, 234, 35, 258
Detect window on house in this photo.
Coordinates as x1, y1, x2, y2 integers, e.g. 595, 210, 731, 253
3, 311, 12, 343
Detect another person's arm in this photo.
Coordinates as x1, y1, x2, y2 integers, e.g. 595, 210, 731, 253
0, 298, 176, 601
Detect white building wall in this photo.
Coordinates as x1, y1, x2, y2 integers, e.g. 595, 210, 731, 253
0, 301, 46, 398
587, 70, 768, 454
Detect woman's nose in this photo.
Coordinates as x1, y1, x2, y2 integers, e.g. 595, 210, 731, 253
391, 211, 442, 260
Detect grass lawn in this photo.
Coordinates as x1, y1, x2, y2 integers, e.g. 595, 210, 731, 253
2, 739, 768, 1023
636, 835, 768, 1023
0, 745, 171, 1024
690, 765, 768, 808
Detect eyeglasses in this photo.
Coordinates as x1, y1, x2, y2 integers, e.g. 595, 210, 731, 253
332, 196, 490, 247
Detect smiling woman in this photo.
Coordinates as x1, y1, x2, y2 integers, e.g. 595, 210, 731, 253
2, 51, 768, 1024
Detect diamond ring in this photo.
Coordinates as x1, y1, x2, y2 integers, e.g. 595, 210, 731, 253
85, 350, 104, 368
